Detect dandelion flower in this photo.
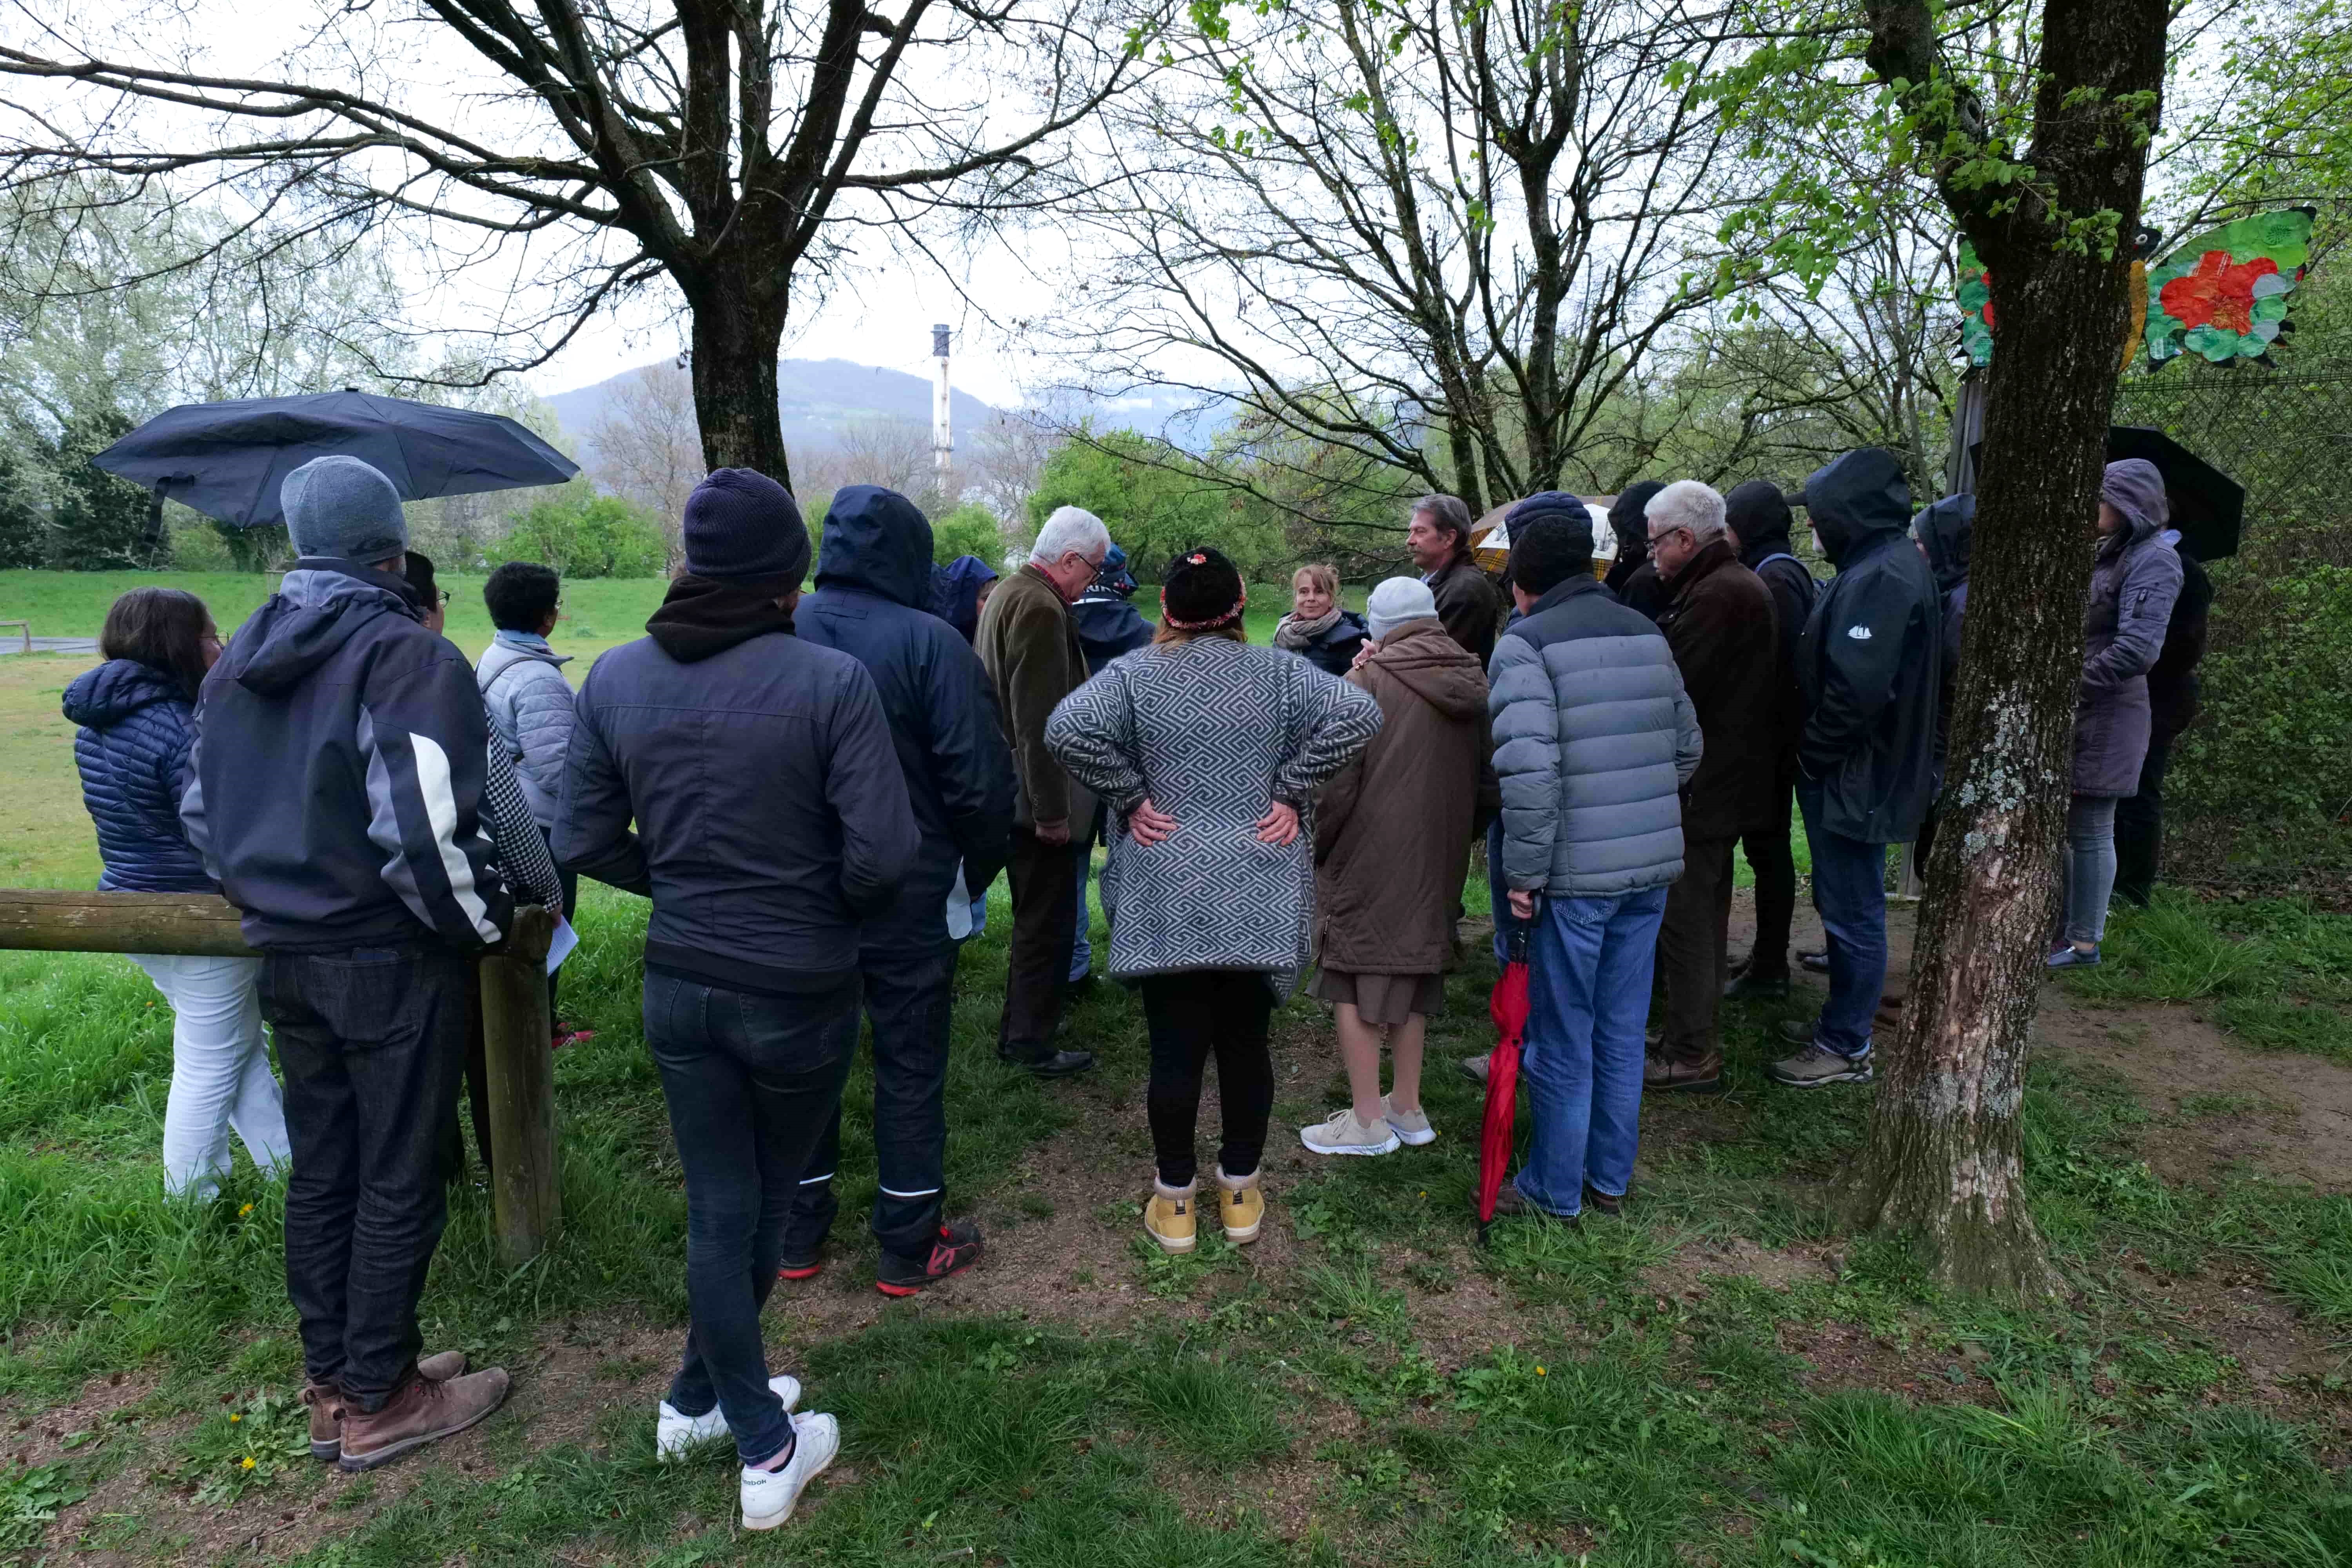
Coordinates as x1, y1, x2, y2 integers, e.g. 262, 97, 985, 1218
229, 1413, 241, 1423
240, 1456, 256, 1470
1536, 1366, 1547, 1376
239, 1203, 254, 1217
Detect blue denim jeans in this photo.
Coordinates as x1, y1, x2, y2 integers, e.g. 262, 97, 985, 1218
645, 971, 858, 1463
2063, 795, 2120, 946
1514, 886, 1668, 1217
1796, 780, 1888, 1060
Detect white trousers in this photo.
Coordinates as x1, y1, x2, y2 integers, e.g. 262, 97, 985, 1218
129, 954, 292, 1201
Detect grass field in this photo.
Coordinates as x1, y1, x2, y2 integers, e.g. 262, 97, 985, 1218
4, 568, 2352, 1564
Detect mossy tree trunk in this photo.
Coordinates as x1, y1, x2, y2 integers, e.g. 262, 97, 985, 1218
1846, 0, 2169, 1295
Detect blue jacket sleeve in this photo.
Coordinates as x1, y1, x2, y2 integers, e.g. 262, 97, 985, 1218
1799, 568, 1911, 782
552, 664, 652, 897
926, 632, 1017, 899
825, 661, 921, 918
1488, 633, 1561, 892
2082, 543, 2184, 699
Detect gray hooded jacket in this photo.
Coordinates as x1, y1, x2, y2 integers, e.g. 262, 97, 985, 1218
2074, 459, 2185, 797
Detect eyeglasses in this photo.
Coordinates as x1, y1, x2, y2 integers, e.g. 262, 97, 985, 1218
436, 589, 453, 606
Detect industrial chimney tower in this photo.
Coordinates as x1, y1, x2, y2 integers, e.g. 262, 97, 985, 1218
931, 324, 952, 493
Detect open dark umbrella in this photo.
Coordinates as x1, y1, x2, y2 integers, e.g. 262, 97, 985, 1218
1475, 924, 1534, 1242
93, 389, 579, 528
2104, 426, 2243, 561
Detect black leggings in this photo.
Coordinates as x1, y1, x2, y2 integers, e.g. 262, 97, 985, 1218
1140, 971, 1276, 1187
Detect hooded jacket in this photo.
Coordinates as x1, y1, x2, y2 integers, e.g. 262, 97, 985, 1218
1489, 573, 1701, 898
554, 573, 920, 995
2074, 461, 2185, 797
1071, 545, 1156, 675
1792, 450, 1942, 845
182, 561, 513, 951
66, 660, 213, 893
1913, 494, 1975, 773
1605, 481, 1669, 618
1726, 479, 1819, 760
929, 555, 999, 644
1313, 619, 1497, 975
474, 633, 575, 829
1656, 537, 1780, 840
800, 485, 1018, 955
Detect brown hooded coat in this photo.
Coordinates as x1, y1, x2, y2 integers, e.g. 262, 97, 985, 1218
1312, 619, 1498, 975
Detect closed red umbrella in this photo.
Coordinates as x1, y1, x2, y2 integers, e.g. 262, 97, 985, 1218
1476, 925, 1534, 1241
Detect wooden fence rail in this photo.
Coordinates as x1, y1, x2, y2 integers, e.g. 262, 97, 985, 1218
0, 889, 561, 1266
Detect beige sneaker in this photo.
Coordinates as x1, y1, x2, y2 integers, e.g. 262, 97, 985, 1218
1144, 1178, 1198, 1254
1457, 1053, 1490, 1086
1300, 1109, 1401, 1156
336, 1365, 511, 1472
1765, 1044, 1874, 1089
306, 1349, 468, 1461
1212, 1165, 1264, 1244
1381, 1096, 1436, 1146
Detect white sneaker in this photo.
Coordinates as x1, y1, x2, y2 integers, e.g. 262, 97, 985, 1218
1299, 1109, 1401, 1156
655, 1375, 801, 1462
1382, 1096, 1436, 1146
740, 1411, 840, 1530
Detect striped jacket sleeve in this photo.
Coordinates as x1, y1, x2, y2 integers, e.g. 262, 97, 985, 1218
356, 655, 514, 948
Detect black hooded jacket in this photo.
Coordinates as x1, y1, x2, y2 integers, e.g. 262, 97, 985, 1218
800, 485, 1018, 955
183, 560, 514, 951
1913, 494, 1975, 772
1605, 481, 1668, 619
1726, 479, 1819, 760
1792, 450, 1942, 845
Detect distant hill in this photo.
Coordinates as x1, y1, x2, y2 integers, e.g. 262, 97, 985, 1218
544, 358, 1234, 463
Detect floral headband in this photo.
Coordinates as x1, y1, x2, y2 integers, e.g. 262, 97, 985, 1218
1160, 553, 1248, 630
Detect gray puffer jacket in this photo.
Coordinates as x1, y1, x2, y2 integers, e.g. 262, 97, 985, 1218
1490, 573, 1701, 899
2074, 461, 2184, 798
477, 635, 575, 828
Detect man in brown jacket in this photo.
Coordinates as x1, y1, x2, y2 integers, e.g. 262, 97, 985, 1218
1644, 481, 1779, 1093
976, 505, 1109, 1076
1406, 494, 1503, 669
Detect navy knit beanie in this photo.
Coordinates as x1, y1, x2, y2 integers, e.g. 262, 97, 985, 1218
683, 468, 811, 584
1508, 490, 1595, 556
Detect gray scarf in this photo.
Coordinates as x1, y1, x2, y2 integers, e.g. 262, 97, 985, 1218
1273, 606, 1341, 650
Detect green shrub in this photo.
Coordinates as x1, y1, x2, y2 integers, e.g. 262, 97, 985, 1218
2174, 562, 2352, 828
1025, 425, 1281, 578
932, 501, 1005, 565
497, 492, 667, 578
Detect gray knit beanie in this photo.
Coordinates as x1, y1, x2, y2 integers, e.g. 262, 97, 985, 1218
1366, 575, 1438, 642
282, 456, 408, 563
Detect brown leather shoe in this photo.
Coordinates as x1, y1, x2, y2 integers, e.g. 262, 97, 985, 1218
336, 1365, 510, 1472
1642, 1051, 1725, 1094
306, 1350, 469, 1460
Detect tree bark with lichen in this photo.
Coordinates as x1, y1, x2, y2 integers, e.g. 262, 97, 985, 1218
1843, 0, 2169, 1296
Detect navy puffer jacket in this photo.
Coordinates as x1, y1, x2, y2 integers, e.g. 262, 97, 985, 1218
65, 660, 214, 892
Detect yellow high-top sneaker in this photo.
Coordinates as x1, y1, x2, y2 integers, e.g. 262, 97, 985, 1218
1144, 1178, 1198, 1254
1213, 1166, 1264, 1245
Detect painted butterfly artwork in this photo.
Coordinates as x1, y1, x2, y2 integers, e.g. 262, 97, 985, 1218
2144, 207, 2315, 366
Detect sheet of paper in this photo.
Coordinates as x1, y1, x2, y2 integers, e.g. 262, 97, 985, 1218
545, 915, 580, 976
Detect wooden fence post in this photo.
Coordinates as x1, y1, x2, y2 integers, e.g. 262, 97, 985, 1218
477, 904, 560, 1267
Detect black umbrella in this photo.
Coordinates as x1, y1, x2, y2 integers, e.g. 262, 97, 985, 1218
2103, 426, 2243, 561
93, 389, 579, 528
1962, 424, 2245, 560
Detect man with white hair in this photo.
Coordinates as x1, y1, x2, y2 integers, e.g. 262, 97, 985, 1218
1644, 480, 1779, 1094
975, 505, 1112, 1076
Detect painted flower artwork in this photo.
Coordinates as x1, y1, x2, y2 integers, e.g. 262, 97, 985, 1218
1956, 240, 1995, 367
2144, 208, 2314, 366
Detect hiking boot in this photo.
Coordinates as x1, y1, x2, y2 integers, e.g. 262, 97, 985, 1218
1381, 1095, 1436, 1146
1643, 1051, 1724, 1094
1766, 1044, 1874, 1089
1582, 1182, 1623, 1218
1300, 1109, 1401, 1157
876, 1220, 984, 1298
1488, 1181, 1576, 1225
1777, 1018, 1821, 1047
656, 1375, 801, 1463
1457, 1053, 1490, 1086
740, 1412, 840, 1531
336, 1365, 511, 1472
1144, 1178, 1198, 1254
2046, 944, 2102, 969
1212, 1166, 1264, 1245
777, 1250, 823, 1282
305, 1351, 468, 1460
1798, 950, 1829, 973
998, 1044, 1096, 1078
1723, 972, 1790, 1001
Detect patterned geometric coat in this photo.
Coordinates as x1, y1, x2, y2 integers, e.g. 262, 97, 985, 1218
1045, 636, 1381, 996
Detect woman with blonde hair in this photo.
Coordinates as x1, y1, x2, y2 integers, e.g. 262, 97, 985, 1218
1047, 548, 1379, 1252
1272, 563, 1368, 677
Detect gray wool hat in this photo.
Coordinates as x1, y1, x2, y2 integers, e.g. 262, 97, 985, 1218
281, 456, 408, 563
1366, 575, 1438, 642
